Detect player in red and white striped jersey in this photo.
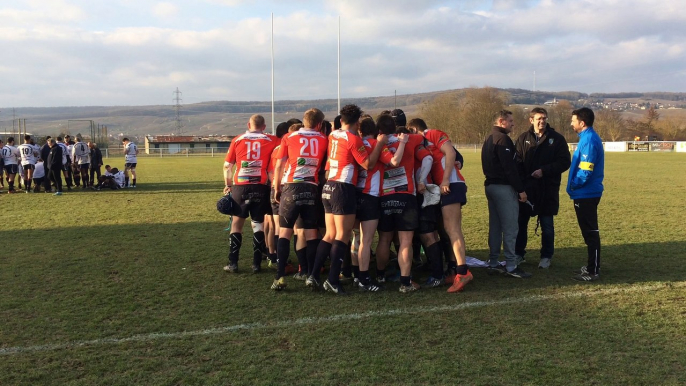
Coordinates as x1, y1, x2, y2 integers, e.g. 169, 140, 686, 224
222, 114, 279, 274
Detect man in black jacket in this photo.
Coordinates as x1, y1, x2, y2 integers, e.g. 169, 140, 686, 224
515, 108, 571, 269
482, 110, 530, 278
88, 142, 103, 187
46, 138, 64, 195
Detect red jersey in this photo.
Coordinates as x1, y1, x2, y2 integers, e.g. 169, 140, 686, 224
356, 137, 394, 196
225, 131, 279, 185
268, 144, 280, 183
326, 130, 369, 184
277, 129, 328, 185
382, 134, 431, 196
423, 129, 465, 184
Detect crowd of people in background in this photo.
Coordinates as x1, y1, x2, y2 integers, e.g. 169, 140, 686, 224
0, 135, 139, 195
220, 105, 606, 294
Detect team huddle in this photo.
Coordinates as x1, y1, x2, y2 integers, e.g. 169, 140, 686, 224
0, 135, 139, 194
221, 105, 605, 294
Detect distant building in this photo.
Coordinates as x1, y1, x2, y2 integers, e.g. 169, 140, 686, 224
144, 135, 234, 154
544, 98, 559, 106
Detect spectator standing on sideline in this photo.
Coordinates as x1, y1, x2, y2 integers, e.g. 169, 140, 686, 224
40, 136, 52, 192
47, 138, 64, 196
514, 107, 571, 269
567, 107, 604, 282
88, 142, 103, 188
482, 110, 531, 278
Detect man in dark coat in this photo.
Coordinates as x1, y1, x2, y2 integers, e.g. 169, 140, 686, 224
40, 136, 52, 191
88, 142, 103, 187
46, 138, 64, 195
514, 107, 571, 268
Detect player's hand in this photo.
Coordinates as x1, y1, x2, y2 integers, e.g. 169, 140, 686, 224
417, 182, 427, 195
377, 134, 388, 145
440, 181, 450, 195
274, 188, 281, 204
518, 192, 528, 203
456, 161, 462, 170
223, 185, 232, 195
398, 133, 409, 143
531, 169, 543, 179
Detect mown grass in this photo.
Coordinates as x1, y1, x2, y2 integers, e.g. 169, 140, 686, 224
1, 153, 685, 385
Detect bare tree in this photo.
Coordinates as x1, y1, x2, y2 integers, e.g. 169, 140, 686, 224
656, 117, 686, 140
595, 109, 625, 141
547, 100, 574, 142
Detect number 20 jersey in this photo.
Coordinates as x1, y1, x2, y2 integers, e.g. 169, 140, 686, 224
277, 129, 328, 186
225, 131, 279, 185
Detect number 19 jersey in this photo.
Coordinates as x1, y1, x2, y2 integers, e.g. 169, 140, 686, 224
277, 129, 328, 186
225, 131, 279, 185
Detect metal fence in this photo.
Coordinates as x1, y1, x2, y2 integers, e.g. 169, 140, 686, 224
103, 147, 230, 158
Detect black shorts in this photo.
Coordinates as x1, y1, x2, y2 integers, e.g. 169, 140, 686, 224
278, 183, 319, 229
78, 163, 90, 169
378, 193, 419, 232
230, 184, 270, 222
322, 181, 357, 215
356, 192, 380, 222
22, 164, 35, 171
62, 164, 70, 172
441, 182, 467, 207
125, 163, 137, 169
3, 164, 18, 174
417, 195, 440, 234
270, 186, 280, 215
316, 183, 325, 228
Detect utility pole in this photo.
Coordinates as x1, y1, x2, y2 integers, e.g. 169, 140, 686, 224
173, 87, 183, 136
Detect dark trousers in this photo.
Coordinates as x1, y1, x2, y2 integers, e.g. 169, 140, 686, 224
89, 166, 101, 186
516, 205, 555, 259
573, 197, 601, 275
43, 173, 52, 191
49, 168, 63, 192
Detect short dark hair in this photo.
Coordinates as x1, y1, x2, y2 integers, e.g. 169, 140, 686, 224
376, 114, 396, 135
529, 107, 548, 118
391, 109, 406, 127
321, 120, 332, 136
46, 136, 52, 140
359, 117, 377, 137
333, 115, 342, 130
24, 135, 31, 141
7, 137, 14, 143
340, 104, 363, 125
572, 107, 595, 127
396, 126, 410, 134
494, 110, 513, 123
105, 164, 111, 168
57, 136, 63, 141
407, 118, 428, 133
122, 137, 129, 142
286, 118, 302, 126
275, 122, 290, 139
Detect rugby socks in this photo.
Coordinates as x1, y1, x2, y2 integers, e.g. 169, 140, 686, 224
229, 233, 242, 264
74, 173, 81, 186
276, 237, 291, 278
8, 182, 14, 191
376, 268, 386, 282
456, 264, 468, 276
26, 180, 32, 191
341, 248, 352, 278
425, 242, 444, 279
295, 247, 307, 274
359, 270, 371, 286
400, 275, 411, 287
352, 265, 360, 280
132, 178, 137, 187
305, 239, 320, 276
311, 240, 332, 281
125, 177, 130, 187
252, 231, 266, 268
328, 240, 347, 285
270, 235, 278, 263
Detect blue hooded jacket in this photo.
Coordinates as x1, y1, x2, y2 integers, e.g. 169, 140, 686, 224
566, 127, 604, 199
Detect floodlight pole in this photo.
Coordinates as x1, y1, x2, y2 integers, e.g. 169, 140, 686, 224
271, 13, 275, 134
337, 15, 341, 113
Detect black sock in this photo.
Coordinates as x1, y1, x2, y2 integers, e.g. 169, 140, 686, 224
425, 242, 444, 279
352, 265, 360, 279
456, 264, 468, 275
341, 248, 352, 278
295, 247, 307, 274
276, 237, 290, 279
273, 235, 279, 255
252, 231, 265, 268
228, 233, 242, 265
376, 268, 386, 281
413, 237, 422, 262
306, 239, 320, 276
125, 177, 129, 187
9, 182, 14, 190
359, 270, 371, 285
27, 181, 32, 191
292, 235, 298, 254
132, 178, 136, 186
269, 253, 277, 264
311, 241, 332, 281
400, 275, 411, 286
328, 240, 347, 285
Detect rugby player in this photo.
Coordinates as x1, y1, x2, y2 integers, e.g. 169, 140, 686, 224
122, 137, 139, 188
223, 115, 279, 274
271, 109, 329, 291
408, 118, 472, 292
56, 137, 72, 190
375, 114, 433, 293
18, 135, 39, 193
1, 137, 21, 193
72, 137, 91, 190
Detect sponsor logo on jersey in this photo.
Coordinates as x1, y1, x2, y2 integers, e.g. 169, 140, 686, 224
297, 157, 319, 166
241, 160, 263, 168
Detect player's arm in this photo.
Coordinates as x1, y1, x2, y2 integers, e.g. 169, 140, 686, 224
388, 133, 409, 167
367, 135, 388, 169
223, 162, 235, 195
416, 152, 433, 194
351, 137, 371, 170
570, 141, 598, 190
439, 141, 456, 194
272, 156, 287, 203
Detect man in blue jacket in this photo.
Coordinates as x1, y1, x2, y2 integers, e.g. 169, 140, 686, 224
567, 107, 604, 282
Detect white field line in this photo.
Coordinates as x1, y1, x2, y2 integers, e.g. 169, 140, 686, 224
1, 281, 683, 356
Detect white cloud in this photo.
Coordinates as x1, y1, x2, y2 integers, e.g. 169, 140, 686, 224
152, 2, 179, 19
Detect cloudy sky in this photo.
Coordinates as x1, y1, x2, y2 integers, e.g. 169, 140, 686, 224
1, 0, 684, 107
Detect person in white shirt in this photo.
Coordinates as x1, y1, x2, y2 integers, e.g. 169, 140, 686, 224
122, 138, 138, 187
56, 136, 73, 190
18, 135, 39, 193
1, 137, 21, 193
71, 137, 91, 189
112, 167, 125, 189
32, 159, 46, 193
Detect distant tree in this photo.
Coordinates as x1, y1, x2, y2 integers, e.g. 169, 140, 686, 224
595, 109, 625, 141
656, 117, 686, 141
510, 106, 530, 139
547, 100, 574, 142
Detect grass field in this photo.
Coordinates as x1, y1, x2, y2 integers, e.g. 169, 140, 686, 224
1, 153, 685, 385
